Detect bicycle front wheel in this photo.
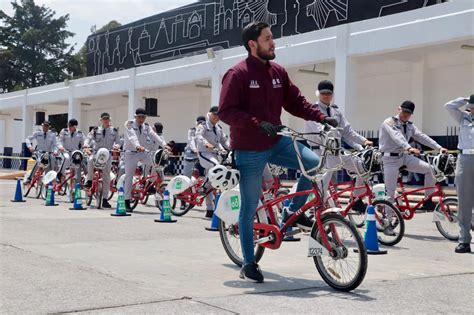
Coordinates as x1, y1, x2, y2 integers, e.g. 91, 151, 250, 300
372, 199, 405, 246
312, 213, 367, 292
435, 197, 459, 241
95, 181, 103, 209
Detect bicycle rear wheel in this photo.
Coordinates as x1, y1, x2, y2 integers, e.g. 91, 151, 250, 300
169, 194, 192, 216
218, 217, 265, 268
312, 213, 367, 292
435, 197, 459, 241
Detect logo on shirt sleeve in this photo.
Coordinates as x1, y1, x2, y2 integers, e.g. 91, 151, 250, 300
249, 80, 260, 89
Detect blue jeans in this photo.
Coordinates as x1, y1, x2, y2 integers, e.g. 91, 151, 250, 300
235, 136, 320, 264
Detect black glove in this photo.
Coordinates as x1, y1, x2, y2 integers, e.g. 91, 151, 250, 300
322, 117, 338, 128
259, 121, 283, 137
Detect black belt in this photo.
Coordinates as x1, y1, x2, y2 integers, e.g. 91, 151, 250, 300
310, 146, 320, 150
383, 152, 402, 157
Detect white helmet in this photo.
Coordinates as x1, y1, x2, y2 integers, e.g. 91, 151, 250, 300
71, 150, 83, 165
208, 165, 240, 191
93, 148, 110, 169
432, 153, 456, 180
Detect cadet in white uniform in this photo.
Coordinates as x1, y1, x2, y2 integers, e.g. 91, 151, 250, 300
56, 119, 84, 181
305, 80, 372, 212
123, 108, 166, 212
182, 116, 206, 179
83, 112, 121, 208
445, 95, 474, 253
25, 120, 57, 182
195, 106, 230, 218
379, 101, 447, 210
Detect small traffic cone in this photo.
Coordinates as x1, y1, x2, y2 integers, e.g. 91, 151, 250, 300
11, 178, 26, 202
111, 187, 131, 216
205, 193, 220, 232
45, 182, 58, 206
281, 199, 301, 242
69, 183, 87, 210
155, 190, 177, 223
364, 205, 387, 255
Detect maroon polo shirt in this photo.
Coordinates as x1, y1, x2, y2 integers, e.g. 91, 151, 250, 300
218, 55, 326, 151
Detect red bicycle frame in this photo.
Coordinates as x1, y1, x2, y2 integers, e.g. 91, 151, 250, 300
131, 169, 165, 201
395, 177, 447, 220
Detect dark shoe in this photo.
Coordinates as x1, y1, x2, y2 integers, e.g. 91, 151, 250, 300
455, 243, 471, 253
422, 199, 437, 211
282, 208, 314, 231
102, 199, 112, 209
125, 199, 133, 213
240, 263, 264, 283
84, 180, 92, 188
352, 199, 367, 214
205, 210, 213, 218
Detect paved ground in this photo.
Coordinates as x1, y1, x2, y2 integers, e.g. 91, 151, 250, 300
0, 180, 473, 314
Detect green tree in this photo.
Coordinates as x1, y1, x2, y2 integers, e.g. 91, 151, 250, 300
0, 0, 77, 92
73, 20, 122, 79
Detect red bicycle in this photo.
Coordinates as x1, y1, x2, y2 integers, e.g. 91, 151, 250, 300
40, 152, 84, 202
328, 178, 405, 246
84, 148, 111, 209
23, 151, 48, 198
127, 150, 168, 211
219, 127, 367, 292
106, 149, 122, 201
393, 154, 461, 241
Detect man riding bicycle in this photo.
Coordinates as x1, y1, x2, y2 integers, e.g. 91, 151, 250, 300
83, 112, 121, 209
56, 119, 84, 182
305, 80, 373, 213
123, 108, 167, 213
379, 101, 447, 209
25, 120, 57, 184
195, 106, 230, 218
218, 22, 337, 283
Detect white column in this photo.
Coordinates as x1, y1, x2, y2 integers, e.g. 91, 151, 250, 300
21, 90, 34, 142
210, 52, 222, 108
68, 83, 82, 130
127, 68, 145, 120
334, 25, 358, 119
410, 59, 425, 129
0, 119, 5, 152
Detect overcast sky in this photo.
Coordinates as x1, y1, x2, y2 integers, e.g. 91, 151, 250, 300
1, 0, 197, 52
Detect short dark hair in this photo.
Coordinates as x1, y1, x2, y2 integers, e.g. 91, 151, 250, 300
241, 22, 270, 52
68, 119, 78, 126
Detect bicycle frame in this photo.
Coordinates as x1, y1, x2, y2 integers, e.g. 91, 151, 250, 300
131, 168, 165, 201
248, 183, 339, 253
395, 178, 446, 220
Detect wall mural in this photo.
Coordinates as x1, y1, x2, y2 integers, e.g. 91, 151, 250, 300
86, 0, 445, 76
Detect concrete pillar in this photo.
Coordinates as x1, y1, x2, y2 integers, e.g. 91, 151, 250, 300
68, 84, 82, 130
0, 119, 5, 151
334, 25, 358, 119
21, 90, 34, 141
410, 59, 425, 129
128, 68, 145, 120
211, 52, 222, 108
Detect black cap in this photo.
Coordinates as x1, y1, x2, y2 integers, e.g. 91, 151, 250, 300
101, 112, 110, 119
318, 80, 334, 93
68, 119, 78, 126
469, 94, 474, 105
154, 122, 163, 134
209, 106, 219, 114
135, 107, 147, 116
400, 101, 415, 114
42, 120, 51, 126
196, 115, 206, 123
